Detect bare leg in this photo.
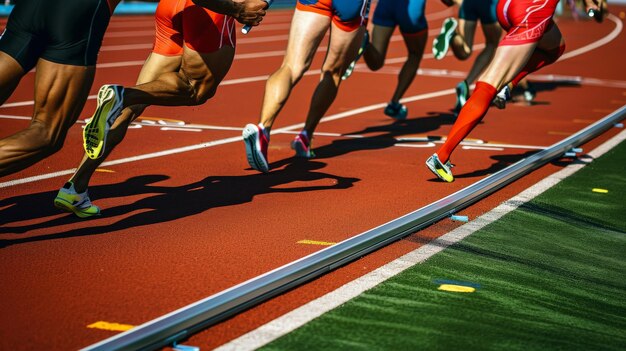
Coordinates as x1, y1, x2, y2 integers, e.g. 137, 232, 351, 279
450, 19, 476, 60
303, 22, 365, 136
258, 9, 330, 132
0, 59, 94, 176
362, 24, 394, 71
481, 24, 563, 90
465, 23, 502, 84
389, 30, 427, 103
69, 53, 182, 192
122, 45, 235, 107
436, 24, 564, 163
0, 51, 25, 105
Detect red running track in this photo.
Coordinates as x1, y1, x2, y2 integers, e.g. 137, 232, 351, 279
1, 3, 625, 350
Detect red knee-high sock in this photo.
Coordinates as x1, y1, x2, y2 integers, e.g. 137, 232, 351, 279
437, 82, 497, 163
510, 44, 566, 87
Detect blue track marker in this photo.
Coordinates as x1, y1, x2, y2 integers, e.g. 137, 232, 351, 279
172, 342, 200, 351
450, 215, 469, 222
242, 0, 274, 34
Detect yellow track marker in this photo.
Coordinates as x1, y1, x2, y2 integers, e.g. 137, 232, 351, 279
297, 240, 336, 246
592, 188, 609, 193
87, 321, 134, 332
95, 168, 115, 173
438, 284, 476, 293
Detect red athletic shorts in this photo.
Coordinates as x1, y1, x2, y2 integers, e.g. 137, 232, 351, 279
496, 0, 559, 46
296, 0, 370, 32
153, 0, 236, 55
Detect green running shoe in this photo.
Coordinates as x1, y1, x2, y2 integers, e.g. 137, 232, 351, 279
54, 182, 100, 218
454, 80, 469, 112
432, 18, 458, 60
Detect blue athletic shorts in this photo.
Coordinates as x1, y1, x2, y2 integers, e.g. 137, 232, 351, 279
372, 0, 427, 34
459, 0, 498, 24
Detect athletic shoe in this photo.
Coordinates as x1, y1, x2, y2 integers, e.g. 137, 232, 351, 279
83, 84, 125, 160
291, 131, 314, 158
492, 85, 511, 109
54, 182, 100, 218
425, 153, 454, 182
432, 18, 458, 60
384, 101, 408, 120
342, 30, 370, 80
243, 123, 270, 172
522, 82, 536, 102
454, 80, 469, 112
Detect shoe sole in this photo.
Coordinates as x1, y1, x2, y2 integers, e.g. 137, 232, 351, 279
384, 110, 407, 120
433, 19, 457, 60
243, 124, 269, 173
54, 197, 99, 218
83, 86, 122, 160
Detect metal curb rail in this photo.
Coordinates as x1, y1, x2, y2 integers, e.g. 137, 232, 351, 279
82, 105, 626, 351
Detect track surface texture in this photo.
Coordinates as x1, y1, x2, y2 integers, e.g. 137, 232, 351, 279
1, 3, 625, 350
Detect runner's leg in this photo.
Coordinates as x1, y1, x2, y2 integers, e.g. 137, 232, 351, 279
302, 22, 365, 136
70, 53, 182, 192
0, 51, 25, 105
0, 59, 95, 176
436, 42, 538, 163
389, 30, 427, 104
465, 22, 501, 84
362, 24, 394, 71
258, 9, 330, 132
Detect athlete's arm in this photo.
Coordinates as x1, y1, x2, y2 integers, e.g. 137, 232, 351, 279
192, 0, 267, 26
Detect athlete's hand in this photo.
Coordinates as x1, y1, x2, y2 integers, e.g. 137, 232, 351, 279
232, 0, 268, 26
585, 0, 607, 22
583, 0, 598, 12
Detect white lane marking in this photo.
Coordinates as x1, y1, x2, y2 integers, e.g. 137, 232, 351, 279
559, 14, 622, 61
0, 88, 454, 188
1, 12, 622, 184
462, 145, 505, 151
214, 129, 626, 351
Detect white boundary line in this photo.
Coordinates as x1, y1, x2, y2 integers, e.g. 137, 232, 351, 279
0, 14, 621, 188
215, 128, 626, 351
0, 88, 453, 188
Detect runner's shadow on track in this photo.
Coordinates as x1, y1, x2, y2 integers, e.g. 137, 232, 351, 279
0, 161, 359, 247
439, 151, 539, 180
510, 80, 582, 106
0, 174, 170, 227
267, 112, 457, 170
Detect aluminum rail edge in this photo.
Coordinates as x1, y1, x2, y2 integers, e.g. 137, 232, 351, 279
82, 105, 626, 351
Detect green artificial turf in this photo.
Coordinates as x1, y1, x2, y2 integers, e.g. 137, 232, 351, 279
262, 141, 626, 350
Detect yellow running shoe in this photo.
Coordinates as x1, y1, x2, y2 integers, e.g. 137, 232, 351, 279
425, 153, 454, 182
54, 182, 100, 218
83, 84, 124, 159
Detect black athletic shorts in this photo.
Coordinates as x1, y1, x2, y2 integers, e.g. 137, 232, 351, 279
0, 0, 112, 71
